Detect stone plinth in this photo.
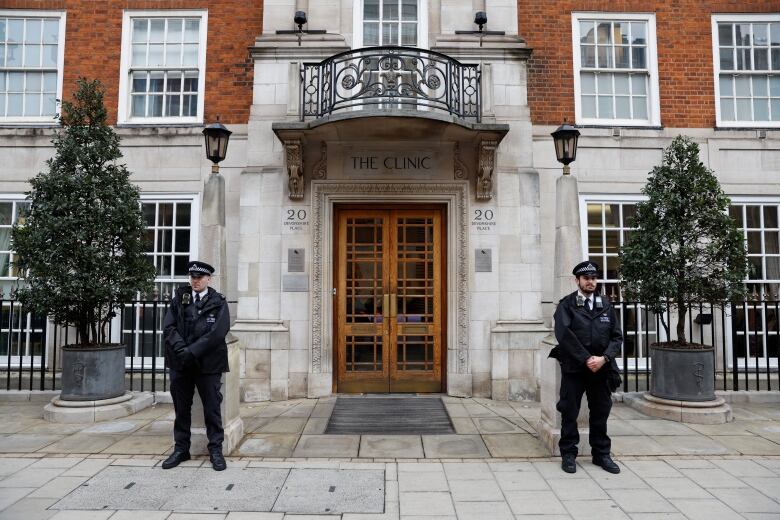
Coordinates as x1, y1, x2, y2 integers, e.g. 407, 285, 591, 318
190, 334, 244, 455
624, 392, 733, 424
43, 392, 154, 423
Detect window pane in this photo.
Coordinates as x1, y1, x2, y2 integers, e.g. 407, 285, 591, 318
720, 75, 733, 96
772, 99, 780, 121
6, 43, 20, 66
43, 71, 56, 92
184, 19, 199, 42
632, 46, 646, 68
631, 74, 647, 95
615, 96, 630, 118
581, 95, 596, 117
587, 204, 603, 227
132, 44, 146, 66
24, 93, 40, 116
148, 44, 164, 67
0, 20, 4, 41
384, 0, 399, 21
364, 22, 379, 46
631, 22, 646, 45
26, 72, 41, 91
747, 206, 761, 228
614, 74, 629, 94
364, 0, 379, 20
183, 94, 197, 116
755, 48, 769, 70
150, 19, 165, 42
765, 206, 778, 228
24, 19, 41, 43
165, 43, 182, 66
402, 0, 417, 21
7, 19, 23, 43
149, 95, 163, 117
401, 23, 416, 46
772, 23, 780, 45
42, 19, 58, 44
8, 72, 23, 91
754, 23, 769, 46
580, 21, 595, 43
167, 19, 183, 42
755, 98, 769, 121
753, 76, 768, 97
581, 45, 595, 67
632, 96, 647, 119
614, 22, 629, 45
581, 72, 596, 94
721, 97, 735, 121
615, 46, 630, 68
772, 76, 780, 96
23, 44, 41, 67
735, 75, 750, 96
382, 23, 398, 45
7, 93, 21, 115
736, 48, 751, 70
0, 44, 4, 67
42, 92, 56, 115
597, 22, 611, 44
718, 23, 733, 45
773, 48, 780, 70
149, 72, 163, 92
131, 72, 147, 93
183, 73, 198, 92
597, 74, 613, 94
132, 19, 148, 42
174, 229, 190, 252
167, 72, 181, 92
131, 94, 146, 117
42, 44, 57, 67
598, 96, 613, 118
736, 98, 751, 120
597, 45, 612, 68
175, 203, 191, 226
736, 23, 751, 46
182, 44, 198, 67
165, 94, 180, 116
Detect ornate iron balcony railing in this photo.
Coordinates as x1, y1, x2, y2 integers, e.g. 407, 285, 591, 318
300, 46, 481, 121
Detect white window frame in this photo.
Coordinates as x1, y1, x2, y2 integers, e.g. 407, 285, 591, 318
0, 10, 66, 125
572, 12, 661, 127
712, 14, 780, 128
352, 0, 429, 49
114, 193, 199, 369
117, 9, 207, 125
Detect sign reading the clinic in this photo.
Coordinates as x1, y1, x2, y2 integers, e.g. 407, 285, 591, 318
282, 208, 309, 234
346, 152, 438, 176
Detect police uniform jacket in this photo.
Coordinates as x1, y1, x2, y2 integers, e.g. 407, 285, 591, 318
164, 285, 230, 373
552, 292, 623, 374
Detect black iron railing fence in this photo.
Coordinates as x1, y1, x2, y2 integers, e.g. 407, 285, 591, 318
1, 298, 176, 393
614, 300, 780, 393
300, 46, 481, 121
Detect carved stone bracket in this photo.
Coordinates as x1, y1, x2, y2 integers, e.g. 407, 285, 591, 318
476, 139, 497, 201
454, 142, 468, 180
312, 142, 327, 179
284, 138, 304, 200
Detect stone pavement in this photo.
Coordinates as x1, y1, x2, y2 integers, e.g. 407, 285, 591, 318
0, 395, 779, 519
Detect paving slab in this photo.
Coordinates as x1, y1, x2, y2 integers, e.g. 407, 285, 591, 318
0, 486, 35, 510
547, 477, 609, 500
0, 434, 62, 453
292, 435, 360, 458
399, 491, 455, 516
454, 500, 513, 520
109, 511, 172, 520
623, 419, 699, 436
61, 459, 113, 478
652, 434, 738, 455
712, 459, 778, 477
448, 478, 504, 501
622, 460, 683, 478
80, 421, 146, 435
670, 498, 744, 520
679, 468, 750, 488
28, 476, 90, 499
0, 467, 68, 488
482, 433, 549, 457
449, 417, 478, 434
708, 487, 780, 513
442, 462, 492, 480
359, 435, 423, 459
504, 490, 567, 515
472, 417, 525, 434
420, 435, 489, 458
742, 476, 780, 497
494, 470, 550, 491
562, 499, 630, 520
272, 469, 384, 515
162, 467, 290, 512
398, 471, 449, 492
100, 435, 172, 455
135, 420, 174, 435
302, 418, 328, 435
611, 435, 673, 456
607, 489, 678, 513
714, 435, 780, 455
236, 434, 299, 458
20, 423, 87, 436
0, 497, 58, 520
37, 434, 123, 454
0, 457, 37, 477
256, 418, 307, 434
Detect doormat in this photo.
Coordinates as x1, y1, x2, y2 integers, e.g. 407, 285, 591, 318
325, 396, 455, 434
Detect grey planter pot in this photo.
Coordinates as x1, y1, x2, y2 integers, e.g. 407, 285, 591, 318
649, 344, 716, 402
60, 344, 126, 401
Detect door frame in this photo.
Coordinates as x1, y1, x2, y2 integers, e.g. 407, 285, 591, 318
332, 203, 448, 393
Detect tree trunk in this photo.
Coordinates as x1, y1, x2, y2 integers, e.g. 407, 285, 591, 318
677, 304, 687, 343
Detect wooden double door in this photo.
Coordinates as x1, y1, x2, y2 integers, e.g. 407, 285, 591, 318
334, 206, 446, 393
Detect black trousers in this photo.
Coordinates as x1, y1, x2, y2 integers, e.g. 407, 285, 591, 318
557, 370, 612, 458
169, 368, 224, 453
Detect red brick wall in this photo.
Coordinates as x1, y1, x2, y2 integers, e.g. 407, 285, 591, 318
519, 1, 780, 127
0, 0, 263, 124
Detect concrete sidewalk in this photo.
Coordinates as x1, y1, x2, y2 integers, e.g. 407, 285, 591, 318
0, 396, 779, 519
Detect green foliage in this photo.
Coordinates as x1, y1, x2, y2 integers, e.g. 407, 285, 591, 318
619, 136, 749, 343
11, 78, 156, 345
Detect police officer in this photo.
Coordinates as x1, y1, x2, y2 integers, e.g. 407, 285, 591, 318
552, 261, 622, 474
162, 261, 230, 471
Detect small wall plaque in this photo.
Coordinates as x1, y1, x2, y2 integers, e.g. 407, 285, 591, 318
282, 274, 308, 292
475, 248, 492, 272
288, 248, 305, 272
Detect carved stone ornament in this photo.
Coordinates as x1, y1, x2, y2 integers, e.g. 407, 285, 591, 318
476, 139, 498, 201
284, 139, 304, 200
454, 142, 468, 180
312, 142, 327, 180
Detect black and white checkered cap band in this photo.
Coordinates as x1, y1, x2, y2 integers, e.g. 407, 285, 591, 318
574, 263, 598, 275
189, 265, 211, 274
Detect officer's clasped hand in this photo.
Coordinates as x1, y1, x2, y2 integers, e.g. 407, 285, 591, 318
586, 355, 606, 373
175, 347, 197, 368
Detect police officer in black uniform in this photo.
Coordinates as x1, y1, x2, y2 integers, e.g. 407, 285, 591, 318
162, 260, 230, 471
552, 261, 622, 474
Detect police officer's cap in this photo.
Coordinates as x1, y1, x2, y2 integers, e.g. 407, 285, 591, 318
572, 261, 600, 277
188, 260, 215, 277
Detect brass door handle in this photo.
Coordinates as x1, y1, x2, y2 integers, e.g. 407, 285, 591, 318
390, 294, 397, 318
383, 294, 389, 319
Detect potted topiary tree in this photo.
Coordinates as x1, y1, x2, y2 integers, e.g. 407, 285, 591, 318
12, 78, 156, 401
620, 135, 748, 402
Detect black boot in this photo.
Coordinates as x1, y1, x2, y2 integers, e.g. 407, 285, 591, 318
592, 455, 620, 474
161, 450, 190, 469
210, 448, 227, 471
561, 453, 577, 474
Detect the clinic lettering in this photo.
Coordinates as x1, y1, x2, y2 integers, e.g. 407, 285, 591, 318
351, 154, 432, 171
